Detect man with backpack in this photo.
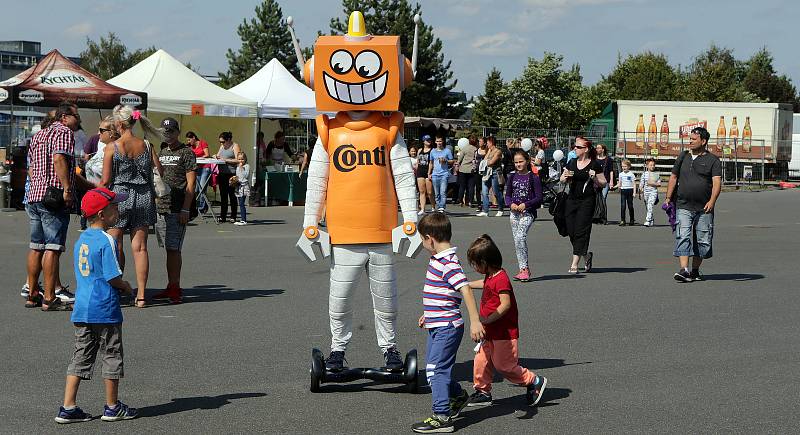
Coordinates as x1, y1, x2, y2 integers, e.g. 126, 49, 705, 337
664, 127, 721, 282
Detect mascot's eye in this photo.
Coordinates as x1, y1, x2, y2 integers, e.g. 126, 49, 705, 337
355, 50, 382, 78
330, 50, 353, 74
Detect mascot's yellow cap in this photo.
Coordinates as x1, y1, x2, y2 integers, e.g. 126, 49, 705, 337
347, 11, 367, 37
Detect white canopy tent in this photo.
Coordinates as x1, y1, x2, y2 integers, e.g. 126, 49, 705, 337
229, 58, 324, 120
104, 49, 259, 174
108, 49, 257, 117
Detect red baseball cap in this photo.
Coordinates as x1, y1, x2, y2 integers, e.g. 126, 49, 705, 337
81, 187, 128, 217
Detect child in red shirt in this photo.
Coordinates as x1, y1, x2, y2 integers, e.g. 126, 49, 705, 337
465, 234, 548, 407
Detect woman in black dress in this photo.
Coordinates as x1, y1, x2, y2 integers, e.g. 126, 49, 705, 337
560, 136, 607, 274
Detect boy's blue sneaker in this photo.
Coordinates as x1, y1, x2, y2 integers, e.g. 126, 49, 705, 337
54, 406, 92, 424
526, 375, 548, 406
411, 414, 453, 433
101, 401, 138, 421
449, 389, 470, 418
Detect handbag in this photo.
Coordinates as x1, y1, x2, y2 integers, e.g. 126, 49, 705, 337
592, 193, 607, 224
43, 186, 66, 211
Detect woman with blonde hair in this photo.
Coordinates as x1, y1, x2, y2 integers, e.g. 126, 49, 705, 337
100, 105, 163, 308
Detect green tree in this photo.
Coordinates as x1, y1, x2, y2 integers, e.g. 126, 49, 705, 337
742, 48, 799, 110
677, 44, 760, 102
219, 0, 299, 89
79, 33, 156, 80
605, 52, 679, 101
498, 53, 585, 130
579, 79, 615, 126
328, 0, 462, 118
471, 68, 505, 127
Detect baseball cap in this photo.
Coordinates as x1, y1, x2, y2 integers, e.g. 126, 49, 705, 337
81, 187, 128, 218
161, 117, 180, 132
422, 134, 432, 142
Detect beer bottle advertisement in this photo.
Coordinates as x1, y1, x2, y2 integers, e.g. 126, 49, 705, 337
647, 114, 657, 151
635, 114, 645, 149
716, 116, 726, 151
729, 116, 739, 152
659, 115, 669, 149
742, 116, 752, 152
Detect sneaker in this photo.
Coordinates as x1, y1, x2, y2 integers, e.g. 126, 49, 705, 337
325, 350, 346, 372
643, 221, 653, 227
466, 390, 493, 407
449, 389, 470, 418
437, 208, 445, 213
417, 210, 426, 216
690, 269, 704, 281
619, 221, 627, 227
101, 401, 138, 421
526, 375, 548, 406
411, 414, 453, 433
20, 282, 41, 298
234, 221, 247, 226
476, 211, 488, 217
513, 269, 530, 281
55, 406, 92, 424
55, 286, 75, 303
673, 268, 693, 283
383, 347, 403, 372
494, 210, 504, 217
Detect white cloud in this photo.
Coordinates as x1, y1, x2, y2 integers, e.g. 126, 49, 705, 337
176, 48, 203, 63
522, 0, 631, 6
471, 32, 527, 55
64, 22, 92, 37
134, 26, 160, 41
435, 26, 464, 41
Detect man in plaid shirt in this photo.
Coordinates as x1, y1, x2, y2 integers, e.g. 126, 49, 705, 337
25, 102, 92, 311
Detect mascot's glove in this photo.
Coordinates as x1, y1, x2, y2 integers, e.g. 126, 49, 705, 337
392, 222, 422, 258
296, 226, 331, 262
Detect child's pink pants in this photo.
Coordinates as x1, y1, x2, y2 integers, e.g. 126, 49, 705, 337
473, 338, 535, 393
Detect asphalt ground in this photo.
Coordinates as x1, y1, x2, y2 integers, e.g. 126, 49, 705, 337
1, 189, 799, 434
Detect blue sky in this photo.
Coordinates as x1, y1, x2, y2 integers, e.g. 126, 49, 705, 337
3, 0, 798, 99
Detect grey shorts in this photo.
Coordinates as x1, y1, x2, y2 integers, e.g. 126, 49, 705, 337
66, 323, 124, 380
156, 213, 187, 251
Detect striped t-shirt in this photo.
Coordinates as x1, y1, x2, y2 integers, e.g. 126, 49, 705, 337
423, 247, 469, 328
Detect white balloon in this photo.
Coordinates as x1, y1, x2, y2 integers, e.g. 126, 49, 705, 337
457, 137, 469, 148
521, 138, 533, 152
552, 149, 565, 162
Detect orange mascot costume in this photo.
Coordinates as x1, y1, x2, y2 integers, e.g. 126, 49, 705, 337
289, 12, 422, 372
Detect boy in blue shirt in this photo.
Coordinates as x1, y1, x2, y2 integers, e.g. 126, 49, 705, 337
427, 135, 455, 212
55, 187, 138, 424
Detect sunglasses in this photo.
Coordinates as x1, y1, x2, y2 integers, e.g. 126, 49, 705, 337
575, 145, 587, 149
99, 127, 113, 134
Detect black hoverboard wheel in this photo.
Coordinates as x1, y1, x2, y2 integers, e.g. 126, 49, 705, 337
310, 348, 325, 393
403, 349, 419, 393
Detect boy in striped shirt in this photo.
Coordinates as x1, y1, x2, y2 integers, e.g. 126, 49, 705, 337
412, 212, 485, 434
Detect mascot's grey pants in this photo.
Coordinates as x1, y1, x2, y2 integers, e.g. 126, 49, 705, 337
329, 244, 397, 353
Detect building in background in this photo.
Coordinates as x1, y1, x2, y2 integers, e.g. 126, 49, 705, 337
0, 41, 80, 81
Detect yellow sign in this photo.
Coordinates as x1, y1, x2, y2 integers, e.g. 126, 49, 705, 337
288, 108, 301, 119
723, 147, 732, 155
649, 148, 659, 156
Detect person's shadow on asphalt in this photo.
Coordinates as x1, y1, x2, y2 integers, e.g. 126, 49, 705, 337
137, 392, 266, 417
137, 285, 285, 306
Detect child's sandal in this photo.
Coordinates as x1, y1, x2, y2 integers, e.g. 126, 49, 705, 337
135, 299, 147, 308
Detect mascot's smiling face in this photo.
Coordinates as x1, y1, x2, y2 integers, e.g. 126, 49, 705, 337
325, 49, 387, 105
311, 35, 404, 112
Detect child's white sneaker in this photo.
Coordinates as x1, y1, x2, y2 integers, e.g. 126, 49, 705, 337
234, 221, 247, 226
